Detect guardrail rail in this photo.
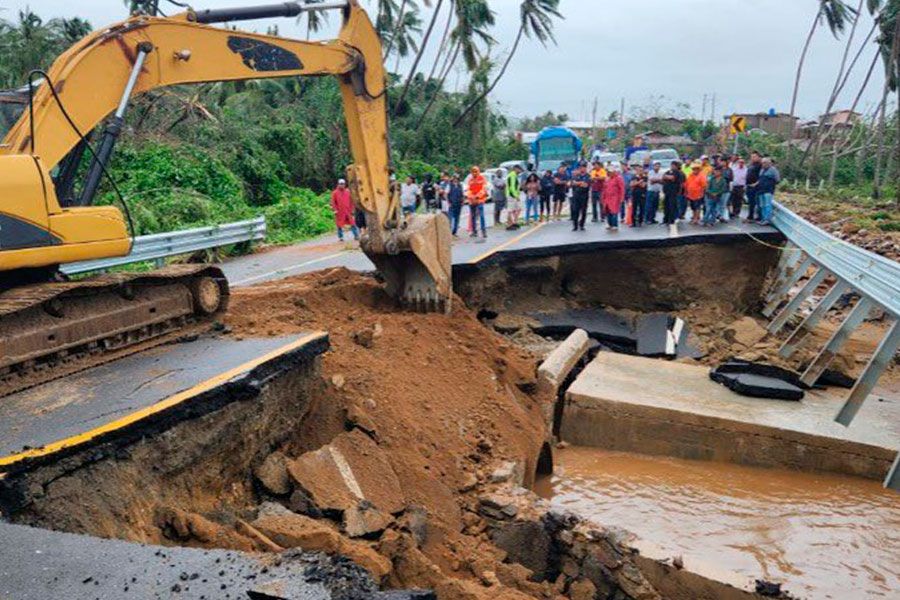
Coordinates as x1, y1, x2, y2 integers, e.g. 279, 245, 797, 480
61, 217, 266, 275
765, 202, 899, 489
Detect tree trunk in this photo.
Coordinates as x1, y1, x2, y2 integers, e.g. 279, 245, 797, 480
804, 0, 865, 180
828, 49, 879, 185
425, 1, 454, 85
453, 23, 525, 127
415, 39, 461, 129
787, 9, 821, 164
394, 0, 445, 116
873, 83, 889, 198
382, 0, 409, 61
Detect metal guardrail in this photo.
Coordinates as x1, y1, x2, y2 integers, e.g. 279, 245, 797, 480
771, 203, 900, 319
765, 202, 899, 490
60, 217, 266, 275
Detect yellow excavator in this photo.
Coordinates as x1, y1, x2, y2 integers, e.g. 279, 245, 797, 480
0, 0, 452, 396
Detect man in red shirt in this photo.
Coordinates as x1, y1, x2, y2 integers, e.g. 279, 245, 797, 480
331, 178, 359, 242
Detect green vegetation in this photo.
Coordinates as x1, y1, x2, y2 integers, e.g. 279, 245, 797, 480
2, 2, 548, 246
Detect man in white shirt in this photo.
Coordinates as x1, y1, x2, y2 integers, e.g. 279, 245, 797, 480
729, 157, 748, 220
400, 176, 420, 217
646, 161, 664, 224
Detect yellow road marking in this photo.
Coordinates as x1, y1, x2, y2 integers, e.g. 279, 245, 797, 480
468, 222, 547, 264
0, 332, 328, 469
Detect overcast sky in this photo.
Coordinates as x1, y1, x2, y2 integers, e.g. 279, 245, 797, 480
4, 0, 887, 122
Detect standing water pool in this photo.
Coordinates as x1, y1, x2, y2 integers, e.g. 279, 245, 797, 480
536, 447, 900, 599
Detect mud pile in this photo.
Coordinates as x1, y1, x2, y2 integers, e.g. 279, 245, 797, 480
6, 268, 670, 600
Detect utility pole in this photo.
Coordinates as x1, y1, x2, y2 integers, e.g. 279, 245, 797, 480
591, 96, 599, 147
702, 94, 708, 121
620, 97, 626, 125
711, 93, 717, 124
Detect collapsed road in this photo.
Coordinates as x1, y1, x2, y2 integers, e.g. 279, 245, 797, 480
2, 211, 898, 599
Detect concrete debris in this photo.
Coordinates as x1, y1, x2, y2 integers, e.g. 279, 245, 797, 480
537, 329, 590, 395
352, 323, 382, 349
331, 374, 346, 389
478, 494, 519, 521
255, 451, 293, 496
489, 461, 525, 486
343, 500, 394, 538
252, 509, 392, 580
287, 429, 405, 517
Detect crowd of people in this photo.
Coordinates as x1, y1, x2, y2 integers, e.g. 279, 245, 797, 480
330, 151, 781, 242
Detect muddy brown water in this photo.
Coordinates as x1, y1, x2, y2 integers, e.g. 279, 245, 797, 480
535, 447, 900, 599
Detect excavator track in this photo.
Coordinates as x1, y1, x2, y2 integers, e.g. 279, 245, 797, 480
0, 264, 229, 399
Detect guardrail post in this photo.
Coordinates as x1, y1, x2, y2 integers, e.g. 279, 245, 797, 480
835, 319, 900, 426
768, 267, 829, 334
886, 453, 900, 491
779, 280, 848, 358
800, 297, 872, 387
763, 255, 813, 318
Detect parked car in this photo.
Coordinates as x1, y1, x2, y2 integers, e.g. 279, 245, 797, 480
649, 148, 679, 170
590, 151, 622, 171
627, 150, 652, 167
499, 160, 527, 173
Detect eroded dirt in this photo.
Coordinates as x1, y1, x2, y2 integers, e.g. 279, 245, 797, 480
3, 268, 677, 600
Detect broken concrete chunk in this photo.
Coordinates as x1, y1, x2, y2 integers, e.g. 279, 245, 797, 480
254, 451, 292, 496
478, 494, 518, 521
489, 461, 525, 486
538, 329, 590, 394
343, 500, 394, 538
287, 429, 405, 518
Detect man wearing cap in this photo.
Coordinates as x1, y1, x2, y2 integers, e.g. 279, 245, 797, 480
704, 165, 729, 226
570, 162, 591, 231
331, 178, 359, 242
683, 162, 708, 225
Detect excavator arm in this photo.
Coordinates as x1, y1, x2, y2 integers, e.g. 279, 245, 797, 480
0, 0, 451, 310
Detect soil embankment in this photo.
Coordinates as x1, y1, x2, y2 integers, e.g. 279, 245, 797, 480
4, 268, 673, 600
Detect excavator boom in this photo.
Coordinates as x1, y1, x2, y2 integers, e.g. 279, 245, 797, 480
0, 0, 451, 396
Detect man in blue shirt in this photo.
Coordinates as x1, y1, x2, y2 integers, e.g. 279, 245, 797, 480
570, 162, 591, 231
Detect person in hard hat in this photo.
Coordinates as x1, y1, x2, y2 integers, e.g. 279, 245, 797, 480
331, 178, 359, 242
683, 161, 708, 225
466, 166, 488, 239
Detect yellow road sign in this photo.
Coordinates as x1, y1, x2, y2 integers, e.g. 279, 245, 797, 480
730, 115, 747, 135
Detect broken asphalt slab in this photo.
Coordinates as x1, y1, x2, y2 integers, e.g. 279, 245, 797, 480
0, 521, 433, 600
529, 308, 701, 359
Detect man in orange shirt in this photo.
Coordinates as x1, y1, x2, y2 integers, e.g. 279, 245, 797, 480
466, 166, 488, 240
683, 161, 708, 225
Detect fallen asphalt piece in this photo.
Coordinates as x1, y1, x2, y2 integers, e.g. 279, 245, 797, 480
529, 308, 701, 359
710, 360, 805, 401
0, 521, 434, 600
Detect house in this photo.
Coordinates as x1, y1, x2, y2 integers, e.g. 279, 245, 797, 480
640, 130, 695, 148
820, 109, 862, 126
637, 117, 686, 132
728, 112, 799, 138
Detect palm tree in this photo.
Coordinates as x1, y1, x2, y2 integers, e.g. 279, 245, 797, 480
787, 1, 856, 161
383, 0, 414, 60
394, 0, 443, 115
389, 9, 423, 72
414, 0, 495, 127
298, 0, 330, 40
453, 0, 562, 127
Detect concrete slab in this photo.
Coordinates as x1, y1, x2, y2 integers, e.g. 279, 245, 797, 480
562, 352, 899, 480
0, 521, 431, 600
0, 332, 329, 474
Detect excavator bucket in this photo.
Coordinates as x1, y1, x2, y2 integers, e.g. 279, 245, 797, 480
364, 213, 453, 314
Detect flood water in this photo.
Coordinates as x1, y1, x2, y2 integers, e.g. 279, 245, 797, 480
535, 447, 900, 599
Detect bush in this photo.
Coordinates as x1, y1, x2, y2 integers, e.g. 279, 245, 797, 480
263, 187, 335, 244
